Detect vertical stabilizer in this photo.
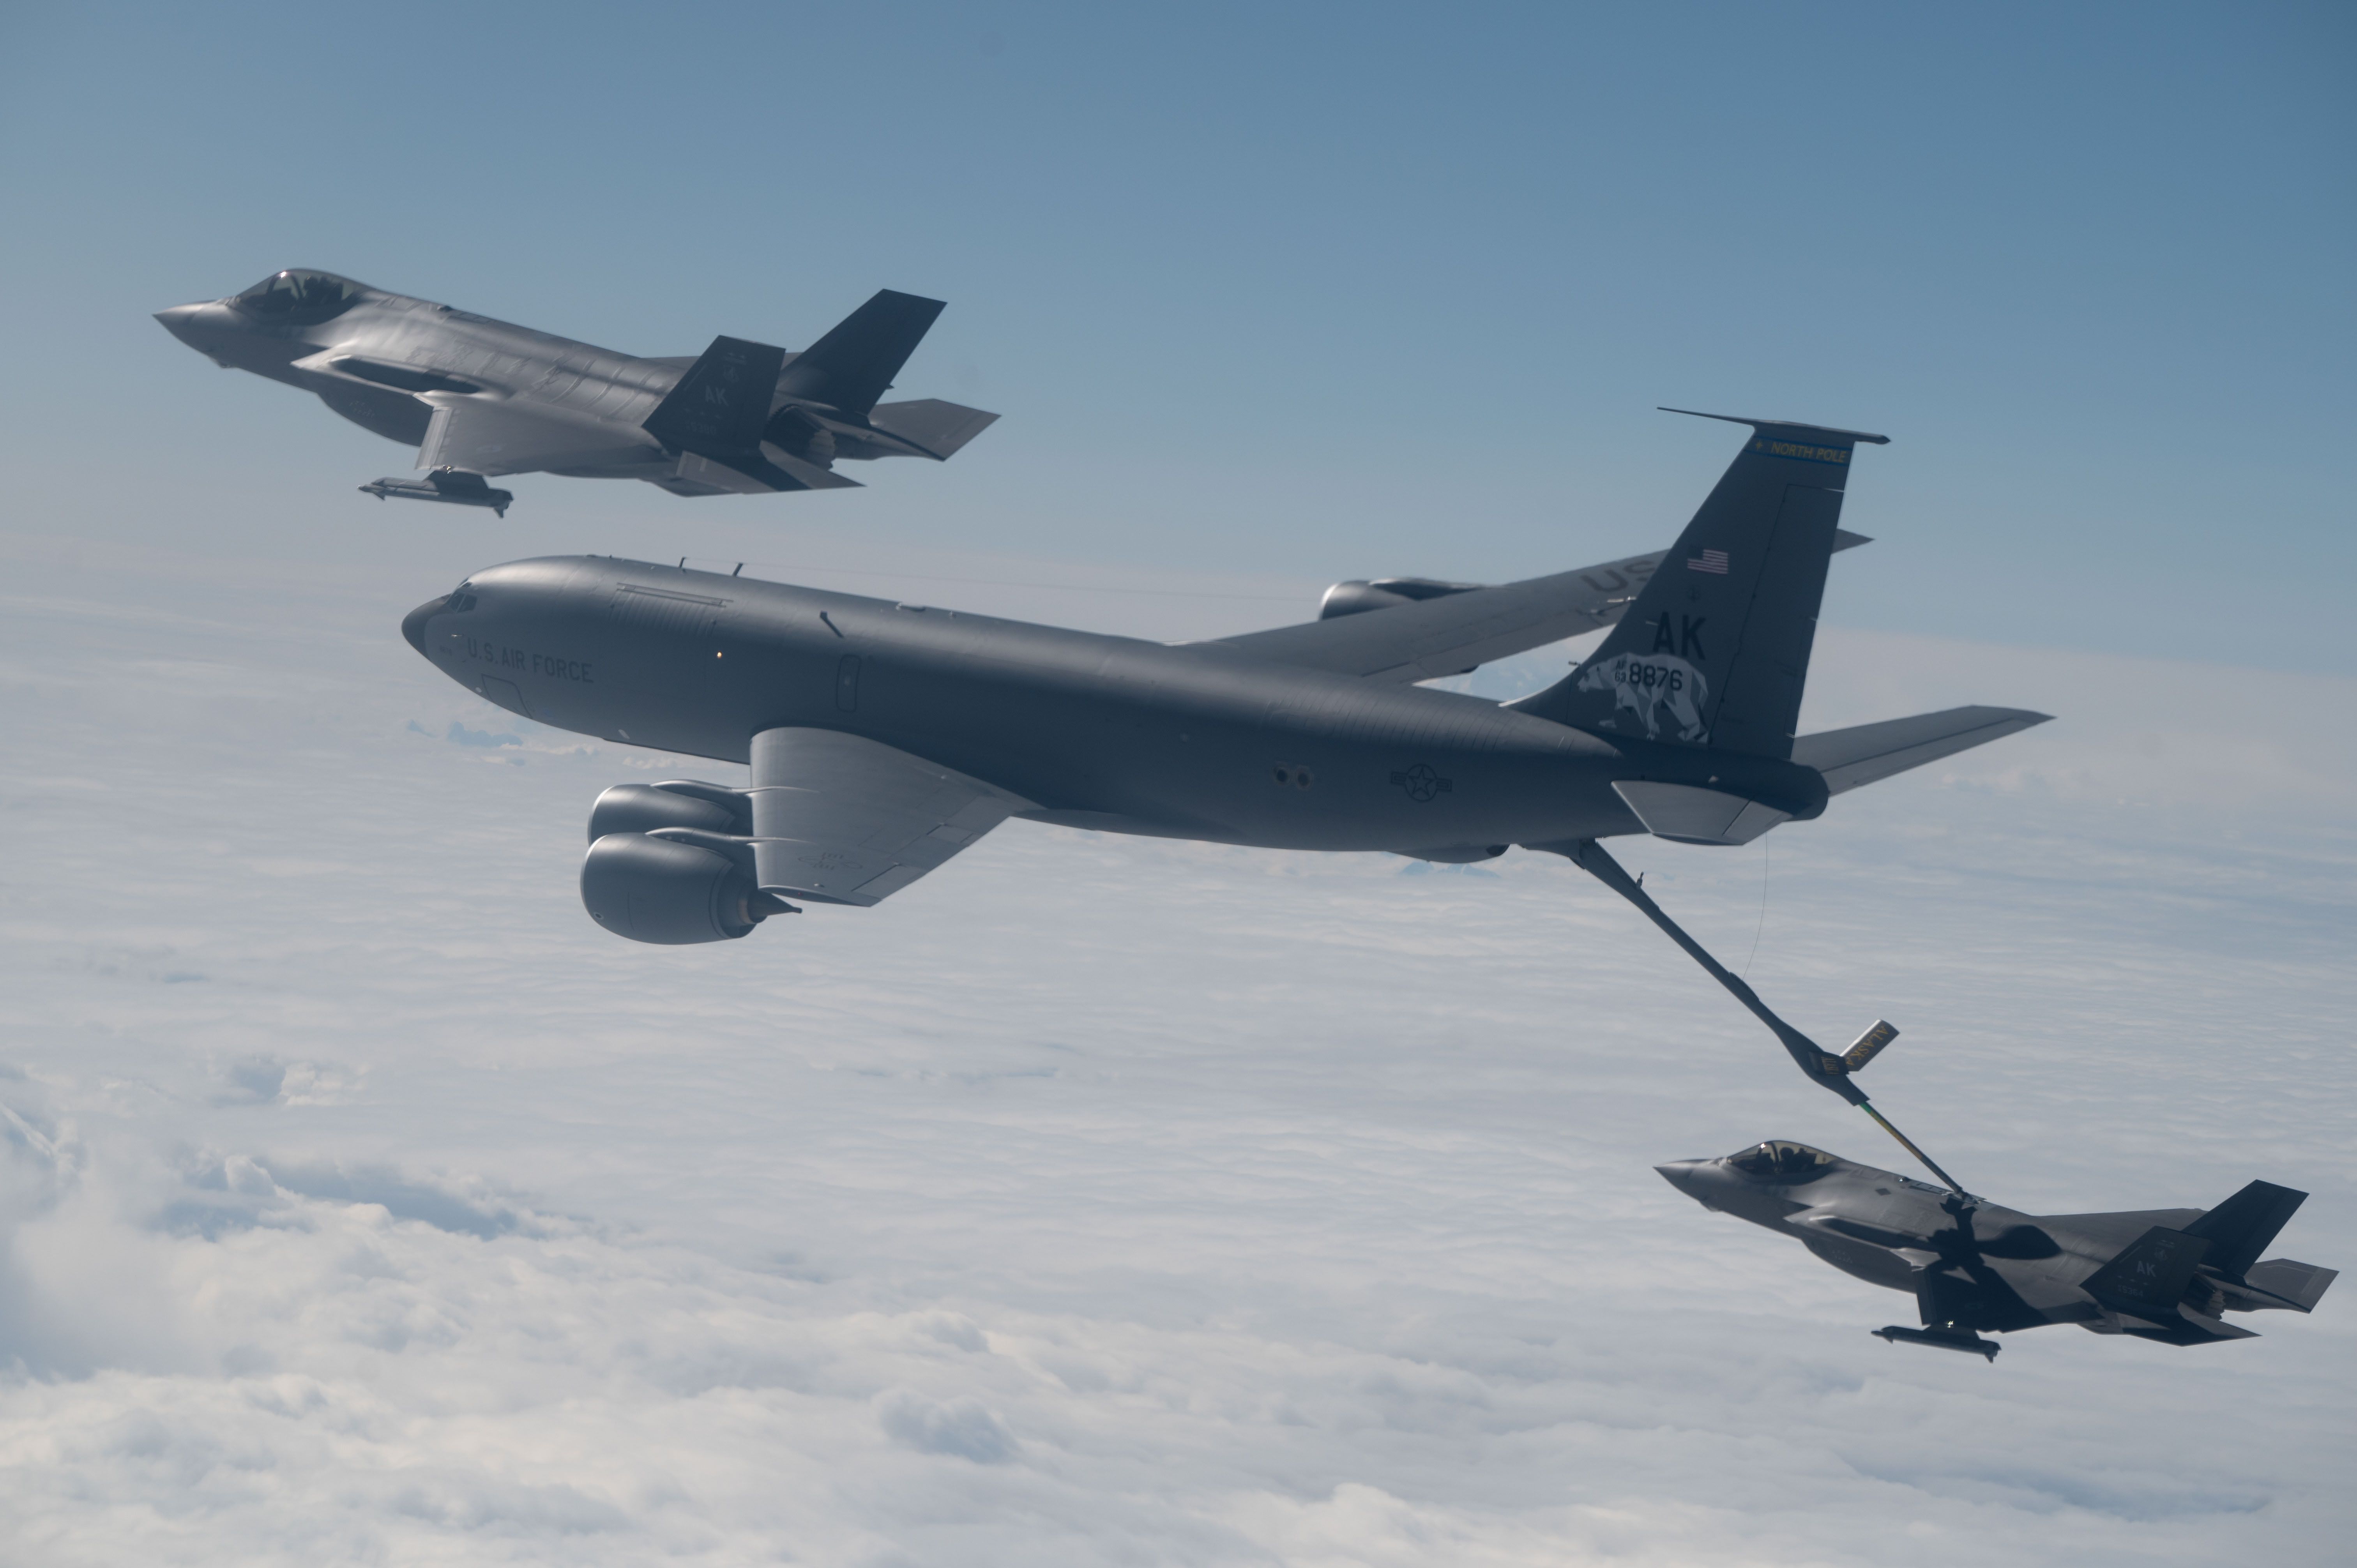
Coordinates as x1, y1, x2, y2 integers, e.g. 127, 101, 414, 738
1510, 412, 1887, 758
2083, 1226, 2212, 1319
2185, 1181, 2308, 1280
643, 335, 786, 455
777, 290, 947, 417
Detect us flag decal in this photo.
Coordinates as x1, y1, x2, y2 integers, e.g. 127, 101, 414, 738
1687, 548, 1730, 574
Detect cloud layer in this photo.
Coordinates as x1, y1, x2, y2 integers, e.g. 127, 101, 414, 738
2, 543, 2350, 1565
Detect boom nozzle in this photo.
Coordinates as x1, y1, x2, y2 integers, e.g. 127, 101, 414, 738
1839, 1019, 1900, 1074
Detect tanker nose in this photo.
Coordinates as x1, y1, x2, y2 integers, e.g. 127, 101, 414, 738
402, 596, 449, 657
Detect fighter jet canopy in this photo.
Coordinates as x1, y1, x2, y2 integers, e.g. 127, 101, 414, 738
1727, 1140, 1836, 1181
229, 268, 363, 324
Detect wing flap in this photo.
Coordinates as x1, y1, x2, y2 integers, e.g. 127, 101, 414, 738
1792, 706, 2051, 795
745, 728, 1033, 906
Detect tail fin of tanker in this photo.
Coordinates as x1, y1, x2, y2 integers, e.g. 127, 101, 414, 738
1509, 410, 1886, 756
1507, 411, 2050, 843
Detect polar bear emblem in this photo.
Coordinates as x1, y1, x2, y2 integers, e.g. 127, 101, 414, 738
1574, 652, 1709, 743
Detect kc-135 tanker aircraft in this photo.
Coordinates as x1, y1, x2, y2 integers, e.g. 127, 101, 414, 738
401, 410, 2048, 943
156, 270, 995, 514
399, 406, 2337, 1361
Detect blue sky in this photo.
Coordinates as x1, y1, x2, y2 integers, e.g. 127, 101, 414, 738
2, 1, 2350, 666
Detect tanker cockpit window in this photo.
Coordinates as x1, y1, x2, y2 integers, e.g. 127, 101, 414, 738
1728, 1141, 1834, 1182
231, 269, 362, 324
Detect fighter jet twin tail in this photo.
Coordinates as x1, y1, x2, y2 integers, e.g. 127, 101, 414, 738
166, 272, 2328, 1363
157, 269, 996, 514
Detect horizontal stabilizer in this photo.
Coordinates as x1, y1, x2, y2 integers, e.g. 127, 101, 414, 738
1661, 407, 1891, 445
669, 449, 861, 496
1611, 781, 1790, 846
865, 398, 1000, 459
778, 290, 946, 417
2241, 1258, 2337, 1312
1792, 706, 2051, 795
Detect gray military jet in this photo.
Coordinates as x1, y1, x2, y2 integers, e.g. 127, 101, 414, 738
155, 270, 995, 511
398, 411, 2050, 943
1659, 1142, 2337, 1360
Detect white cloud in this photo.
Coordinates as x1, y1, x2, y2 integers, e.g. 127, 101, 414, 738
0, 544, 2350, 1565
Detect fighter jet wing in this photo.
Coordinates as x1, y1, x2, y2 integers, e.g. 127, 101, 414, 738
417, 394, 654, 476
1209, 533, 1868, 683
746, 727, 1034, 907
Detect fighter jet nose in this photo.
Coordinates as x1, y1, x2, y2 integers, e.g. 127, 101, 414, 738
402, 596, 449, 657
153, 303, 205, 339
1654, 1160, 1708, 1197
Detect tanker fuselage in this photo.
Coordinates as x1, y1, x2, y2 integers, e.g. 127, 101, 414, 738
405, 556, 1830, 857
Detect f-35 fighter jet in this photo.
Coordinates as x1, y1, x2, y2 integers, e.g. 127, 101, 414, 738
156, 270, 995, 511
399, 411, 2049, 943
1659, 1142, 2337, 1359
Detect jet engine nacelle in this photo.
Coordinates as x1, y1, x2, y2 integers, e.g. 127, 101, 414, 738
580, 779, 784, 944
580, 832, 784, 945
1317, 576, 1486, 620
586, 780, 751, 841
